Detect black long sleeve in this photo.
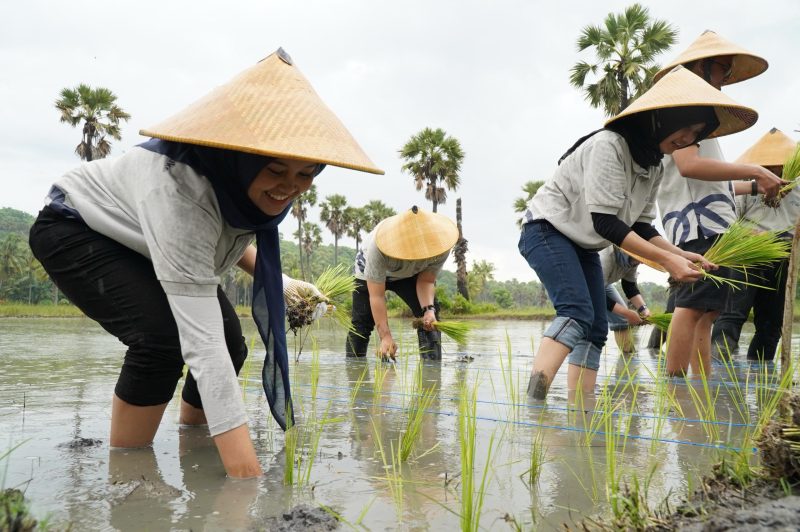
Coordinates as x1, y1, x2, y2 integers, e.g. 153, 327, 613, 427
591, 213, 631, 246
621, 279, 640, 299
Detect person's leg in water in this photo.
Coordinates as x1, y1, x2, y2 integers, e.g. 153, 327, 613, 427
345, 279, 373, 357
518, 221, 596, 399
566, 253, 607, 395
746, 261, 786, 361
390, 275, 443, 360
711, 267, 755, 360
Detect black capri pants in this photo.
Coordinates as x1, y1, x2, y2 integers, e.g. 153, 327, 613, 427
29, 206, 248, 409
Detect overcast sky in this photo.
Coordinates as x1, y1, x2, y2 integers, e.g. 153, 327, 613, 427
2, 1, 798, 284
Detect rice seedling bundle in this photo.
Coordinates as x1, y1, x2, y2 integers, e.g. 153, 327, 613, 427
642, 313, 672, 332
764, 143, 800, 208
285, 263, 356, 333
411, 318, 472, 344
699, 221, 791, 288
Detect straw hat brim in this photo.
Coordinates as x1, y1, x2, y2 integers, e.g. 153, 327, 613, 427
140, 48, 384, 175
654, 30, 768, 85
735, 128, 798, 167
375, 209, 459, 261
605, 66, 758, 139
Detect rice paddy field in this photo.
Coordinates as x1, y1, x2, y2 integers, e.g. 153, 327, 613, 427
1, 317, 798, 530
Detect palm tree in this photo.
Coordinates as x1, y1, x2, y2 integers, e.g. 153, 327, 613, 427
454, 198, 469, 300
291, 185, 317, 279
399, 127, 465, 213
344, 206, 370, 252
513, 180, 545, 228
569, 3, 677, 116
55, 84, 131, 161
0, 234, 25, 292
467, 260, 495, 303
363, 200, 396, 231
319, 194, 349, 265
298, 222, 322, 278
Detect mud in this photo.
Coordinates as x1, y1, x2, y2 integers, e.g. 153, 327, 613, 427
259, 504, 339, 531
57, 437, 103, 449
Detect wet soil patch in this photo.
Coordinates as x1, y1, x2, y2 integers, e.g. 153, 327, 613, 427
57, 437, 103, 449
259, 504, 339, 531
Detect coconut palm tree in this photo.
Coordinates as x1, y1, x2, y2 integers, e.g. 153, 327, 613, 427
399, 127, 465, 213
344, 206, 370, 252
363, 200, 396, 231
569, 3, 677, 116
55, 84, 131, 161
291, 185, 317, 279
513, 180, 545, 228
319, 194, 349, 265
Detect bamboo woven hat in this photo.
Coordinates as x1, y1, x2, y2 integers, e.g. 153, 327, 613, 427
140, 48, 383, 175
605, 66, 758, 139
375, 206, 459, 260
735, 128, 798, 167
654, 30, 768, 85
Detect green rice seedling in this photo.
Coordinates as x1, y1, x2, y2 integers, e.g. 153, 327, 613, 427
458, 376, 496, 532
283, 405, 297, 486
520, 426, 546, 489
681, 359, 721, 443
700, 221, 792, 289
370, 417, 405, 520
348, 363, 369, 408
309, 337, 321, 406
286, 263, 358, 359
643, 313, 672, 332
372, 357, 391, 405
764, 143, 800, 207
296, 404, 344, 487
239, 336, 257, 399
498, 332, 521, 421
399, 364, 438, 462
411, 318, 472, 344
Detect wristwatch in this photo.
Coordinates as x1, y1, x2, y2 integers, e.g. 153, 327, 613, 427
422, 304, 436, 313
637, 304, 648, 313
750, 180, 758, 196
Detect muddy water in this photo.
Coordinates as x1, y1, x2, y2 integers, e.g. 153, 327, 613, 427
0, 317, 795, 530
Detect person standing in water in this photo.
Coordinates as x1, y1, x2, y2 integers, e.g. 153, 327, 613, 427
520, 66, 757, 399
29, 48, 383, 478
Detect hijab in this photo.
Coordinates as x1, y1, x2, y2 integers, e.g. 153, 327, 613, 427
558, 106, 720, 169
139, 138, 324, 430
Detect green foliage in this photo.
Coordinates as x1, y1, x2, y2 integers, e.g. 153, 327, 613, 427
513, 180, 545, 228
569, 3, 677, 116
0, 207, 34, 236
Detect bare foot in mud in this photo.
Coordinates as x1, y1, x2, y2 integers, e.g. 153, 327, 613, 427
527, 371, 550, 399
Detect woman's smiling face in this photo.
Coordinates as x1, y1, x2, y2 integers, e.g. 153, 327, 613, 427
247, 158, 319, 215
659, 123, 708, 155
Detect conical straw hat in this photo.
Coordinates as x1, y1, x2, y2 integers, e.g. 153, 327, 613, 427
654, 30, 768, 85
140, 48, 383, 175
605, 66, 758, 139
735, 128, 798, 166
375, 206, 459, 260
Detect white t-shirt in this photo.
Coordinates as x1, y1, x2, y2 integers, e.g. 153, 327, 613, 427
524, 130, 663, 250
658, 138, 736, 245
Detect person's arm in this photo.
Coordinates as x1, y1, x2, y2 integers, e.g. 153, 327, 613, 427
415, 270, 438, 330
366, 280, 396, 359
619, 277, 650, 318
672, 145, 785, 198
237, 244, 257, 276
611, 301, 644, 325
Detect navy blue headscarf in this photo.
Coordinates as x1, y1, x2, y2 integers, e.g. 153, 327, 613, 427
140, 138, 322, 430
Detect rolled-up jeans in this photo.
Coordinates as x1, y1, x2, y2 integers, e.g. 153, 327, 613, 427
518, 220, 607, 370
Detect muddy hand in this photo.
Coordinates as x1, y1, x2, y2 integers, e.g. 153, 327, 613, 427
378, 336, 397, 362
754, 165, 788, 199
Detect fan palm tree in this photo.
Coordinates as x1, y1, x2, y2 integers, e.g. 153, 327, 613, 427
55, 84, 131, 161
297, 222, 322, 278
513, 180, 545, 228
454, 198, 469, 300
363, 200, 396, 231
569, 3, 677, 116
400, 127, 465, 212
0, 234, 25, 292
291, 185, 317, 279
344, 206, 370, 252
319, 194, 349, 265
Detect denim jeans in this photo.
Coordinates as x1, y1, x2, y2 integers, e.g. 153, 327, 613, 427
518, 221, 607, 370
